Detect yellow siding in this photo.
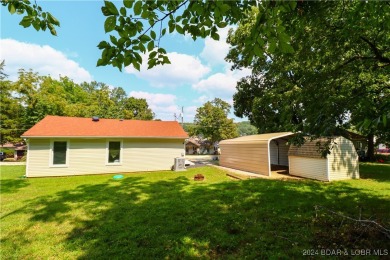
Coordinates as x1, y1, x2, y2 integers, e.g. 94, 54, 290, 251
26, 138, 184, 177
289, 156, 328, 181
327, 136, 359, 180
220, 142, 269, 175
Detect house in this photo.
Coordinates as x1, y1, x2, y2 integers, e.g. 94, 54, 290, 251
289, 136, 359, 181
21, 116, 188, 177
185, 138, 219, 155
340, 130, 368, 158
0, 142, 27, 160
185, 138, 200, 155
220, 133, 359, 181
219, 132, 294, 176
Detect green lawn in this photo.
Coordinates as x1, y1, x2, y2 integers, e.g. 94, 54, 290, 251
1, 164, 389, 259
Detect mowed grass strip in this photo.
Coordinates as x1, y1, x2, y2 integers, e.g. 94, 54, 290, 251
1, 164, 389, 259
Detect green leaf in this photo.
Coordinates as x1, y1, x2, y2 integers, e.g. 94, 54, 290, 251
134, 52, 142, 63
147, 58, 156, 69
211, 32, 220, 41
47, 13, 60, 26
32, 19, 40, 31
150, 30, 156, 40
124, 56, 133, 67
120, 7, 126, 16
8, 3, 16, 14
132, 60, 141, 71
149, 51, 157, 59
279, 41, 294, 53
110, 35, 118, 45
138, 43, 146, 53
219, 4, 231, 14
101, 7, 110, 16
139, 34, 151, 42
161, 28, 166, 36
253, 44, 262, 57
19, 16, 34, 28
268, 39, 277, 53
176, 25, 184, 34
104, 16, 116, 33
169, 23, 175, 33
97, 58, 106, 66
97, 41, 110, 49
383, 114, 387, 127
134, 1, 142, 15
217, 22, 227, 28
104, 1, 119, 15
147, 41, 154, 51
123, 0, 134, 8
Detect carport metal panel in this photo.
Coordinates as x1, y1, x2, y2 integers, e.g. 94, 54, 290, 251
220, 132, 294, 176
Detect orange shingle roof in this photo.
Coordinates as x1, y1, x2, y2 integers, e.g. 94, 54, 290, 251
22, 116, 188, 139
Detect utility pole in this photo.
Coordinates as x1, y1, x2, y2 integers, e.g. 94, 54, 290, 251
181, 106, 184, 126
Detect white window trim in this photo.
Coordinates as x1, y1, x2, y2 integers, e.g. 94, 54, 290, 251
106, 139, 123, 166
50, 139, 69, 168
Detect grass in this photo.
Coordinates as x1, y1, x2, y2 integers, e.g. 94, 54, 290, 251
1, 164, 389, 259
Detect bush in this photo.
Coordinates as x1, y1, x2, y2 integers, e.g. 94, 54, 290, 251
374, 154, 390, 163
0, 148, 14, 158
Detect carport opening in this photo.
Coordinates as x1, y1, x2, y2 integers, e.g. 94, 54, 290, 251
269, 137, 291, 176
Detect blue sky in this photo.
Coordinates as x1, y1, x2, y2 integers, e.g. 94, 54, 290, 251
1, 1, 250, 121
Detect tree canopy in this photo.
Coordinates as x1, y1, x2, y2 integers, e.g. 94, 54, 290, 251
2, 0, 299, 71
228, 1, 390, 159
0, 67, 154, 144
193, 98, 238, 143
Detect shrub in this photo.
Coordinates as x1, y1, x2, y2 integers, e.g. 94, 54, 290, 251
0, 148, 14, 158
374, 154, 390, 163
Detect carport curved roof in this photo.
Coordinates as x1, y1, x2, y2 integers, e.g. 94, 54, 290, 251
220, 132, 294, 144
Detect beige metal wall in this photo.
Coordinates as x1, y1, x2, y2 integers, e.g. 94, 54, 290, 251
289, 156, 328, 181
219, 142, 269, 175
327, 136, 359, 180
26, 138, 184, 177
270, 139, 289, 166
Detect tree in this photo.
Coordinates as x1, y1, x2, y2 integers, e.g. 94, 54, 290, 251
228, 2, 390, 160
193, 98, 238, 143
0, 61, 25, 144
3, 70, 156, 141
236, 121, 258, 136
2, 0, 298, 71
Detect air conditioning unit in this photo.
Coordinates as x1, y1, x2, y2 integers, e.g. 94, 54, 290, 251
174, 157, 186, 171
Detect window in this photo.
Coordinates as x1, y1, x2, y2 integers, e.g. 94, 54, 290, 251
52, 141, 67, 166
108, 141, 121, 164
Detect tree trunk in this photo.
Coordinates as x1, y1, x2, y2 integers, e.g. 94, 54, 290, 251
367, 133, 375, 161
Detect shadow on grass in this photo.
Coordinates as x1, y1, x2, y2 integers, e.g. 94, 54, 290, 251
0, 178, 29, 194
3, 172, 390, 258
360, 163, 390, 183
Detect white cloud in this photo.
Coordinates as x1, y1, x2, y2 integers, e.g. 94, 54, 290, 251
200, 27, 233, 66
192, 68, 251, 99
125, 52, 210, 88
0, 39, 92, 83
184, 106, 198, 122
129, 91, 180, 120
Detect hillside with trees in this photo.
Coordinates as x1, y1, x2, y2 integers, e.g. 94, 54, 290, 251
0, 63, 154, 144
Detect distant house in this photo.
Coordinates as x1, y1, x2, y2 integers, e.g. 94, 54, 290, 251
185, 138, 200, 155
185, 138, 219, 155
341, 130, 367, 152
21, 116, 188, 177
0, 142, 27, 160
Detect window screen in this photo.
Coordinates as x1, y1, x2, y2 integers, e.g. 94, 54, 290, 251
108, 141, 121, 163
53, 141, 67, 165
